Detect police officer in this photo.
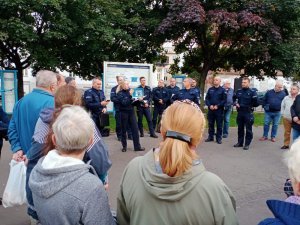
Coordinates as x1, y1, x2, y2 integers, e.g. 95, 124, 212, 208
110, 76, 132, 141
191, 78, 201, 99
173, 78, 200, 105
233, 77, 259, 150
116, 81, 145, 152
152, 79, 169, 131
166, 78, 180, 107
84, 78, 109, 133
205, 77, 226, 144
136, 77, 158, 138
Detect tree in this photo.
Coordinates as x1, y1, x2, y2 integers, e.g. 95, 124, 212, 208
157, 0, 300, 100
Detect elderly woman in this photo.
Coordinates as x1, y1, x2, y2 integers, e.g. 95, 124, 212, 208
117, 100, 238, 225
29, 106, 115, 225
258, 140, 300, 224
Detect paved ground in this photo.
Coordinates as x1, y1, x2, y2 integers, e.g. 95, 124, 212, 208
0, 126, 288, 225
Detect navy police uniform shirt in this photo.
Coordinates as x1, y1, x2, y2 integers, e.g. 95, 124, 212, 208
84, 87, 106, 115
205, 86, 226, 108
137, 85, 152, 107
152, 86, 169, 107
233, 88, 259, 111
110, 85, 120, 111
174, 88, 200, 105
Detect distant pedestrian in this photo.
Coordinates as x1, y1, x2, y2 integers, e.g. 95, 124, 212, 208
117, 100, 238, 225
233, 77, 259, 150
205, 77, 226, 144
29, 106, 115, 225
260, 81, 286, 142
222, 80, 234, 138
0, 107, 9, 157
280, 85, 299, 149
290, 94, 300, 141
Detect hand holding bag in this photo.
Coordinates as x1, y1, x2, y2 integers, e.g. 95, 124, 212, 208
2, 160, 27, 208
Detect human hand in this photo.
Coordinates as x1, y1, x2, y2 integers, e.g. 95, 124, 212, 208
12, 150, 26, 162
104, 183, 109, 191
102, 108, 107, 113
209, 105, 214, 110
159, 99, 163, 104
129, 89, 134, 95
101, 101, 108, 106
293, 117, 299, 123
236, 103, 240, 108
214, 105, 218, 110
144, 103, 149, 108
138, 96, 144, 101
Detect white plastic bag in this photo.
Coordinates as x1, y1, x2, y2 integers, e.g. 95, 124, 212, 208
2, 160, 27, 208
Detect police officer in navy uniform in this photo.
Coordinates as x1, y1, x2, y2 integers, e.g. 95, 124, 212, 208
84, 77, 109, 133
233, 77, 259, 150
110, 76, 132, 141
205, 77, 226, 144
166, 78, 180, 107
152, 79, 169, 131
136, 77, 158, 138
191, 78, 201, 99
173, 78, 200, 105
116, 80, 145, 152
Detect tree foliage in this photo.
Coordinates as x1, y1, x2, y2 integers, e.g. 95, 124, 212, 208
156, 0, 300, 97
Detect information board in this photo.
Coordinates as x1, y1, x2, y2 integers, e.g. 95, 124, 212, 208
0, 70, 18, 114
103, 62, 153, 112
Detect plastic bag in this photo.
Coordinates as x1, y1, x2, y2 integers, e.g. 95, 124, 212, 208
2, 160, 27, 208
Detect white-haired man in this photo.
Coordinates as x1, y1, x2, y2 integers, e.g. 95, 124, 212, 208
29, 106, 115, 225
222, 80, 234, 138
8, 70, 57, 162
260, 81, 287, 142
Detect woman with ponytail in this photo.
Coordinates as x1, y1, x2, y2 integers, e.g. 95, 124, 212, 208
117, 100, 238, 225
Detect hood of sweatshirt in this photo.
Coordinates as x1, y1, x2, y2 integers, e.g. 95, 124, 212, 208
39, 107, 54, 124
29, 152, 92, 199
139, 150, 206, 202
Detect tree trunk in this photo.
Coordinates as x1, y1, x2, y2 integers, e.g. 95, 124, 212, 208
198, 67, 210, 111
16, 67, 24, 99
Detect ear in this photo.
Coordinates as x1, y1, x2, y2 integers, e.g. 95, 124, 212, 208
51, 134, 57, 147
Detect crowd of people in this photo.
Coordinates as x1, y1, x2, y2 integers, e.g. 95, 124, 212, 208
2, 69, 300, 224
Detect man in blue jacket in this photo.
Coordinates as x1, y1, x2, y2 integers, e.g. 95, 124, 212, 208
205, 77, 226, 144
166, 78, 180, 107
8, 70, 57, 162
260, 81, 286, 142
173, 78, 200, 105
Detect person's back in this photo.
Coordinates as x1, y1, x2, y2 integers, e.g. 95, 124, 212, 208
30, 151, 113, 225
29, 106, 115, 225
8, 70, 57, 155
117, 100, 238, 225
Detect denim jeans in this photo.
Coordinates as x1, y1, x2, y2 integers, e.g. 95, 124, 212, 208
263, 111, 281, 138
293, 128, 300, 142
223, 106, 232, 136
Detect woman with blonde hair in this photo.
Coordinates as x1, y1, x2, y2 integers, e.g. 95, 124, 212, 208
116, 80, 144, 152
117, 100, 238, 225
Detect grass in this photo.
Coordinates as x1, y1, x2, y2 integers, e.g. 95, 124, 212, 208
107, 109, 267, 131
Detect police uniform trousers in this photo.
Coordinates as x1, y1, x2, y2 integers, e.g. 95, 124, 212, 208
120, 110, 141, 149
207, 108, 224, 141
137, 107, 155, 135
115, 110, 132, 139
152, 105, 165, 131
237, 111, 254, 146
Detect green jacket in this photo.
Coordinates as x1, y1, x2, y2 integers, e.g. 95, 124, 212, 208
117, 150, 238, 225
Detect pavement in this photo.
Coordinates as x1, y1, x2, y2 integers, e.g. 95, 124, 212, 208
0, 126, 289, 225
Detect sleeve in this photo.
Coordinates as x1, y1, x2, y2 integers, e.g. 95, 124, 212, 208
86, 127, 112, 180
262, 91, 268, 107
148, 88, 152, 105
218, 89, 227, 107
252, 91, 259, 107
194, 92, 200, 105
291, 99, 297, 119
82, 185, 115, 225
110, 88, 119, 104
117, 169, 131, 225
281, 97, 286, 114
8, 107, 22, 153
84, 91, 100, 111
171, 91, 178, 103
205, 89, 211, 107
163, 91, 170, 104
152, 88, 160, 102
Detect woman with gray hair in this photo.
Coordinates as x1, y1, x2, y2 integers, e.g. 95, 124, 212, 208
29, 106, 115, 225
258, 139, 300, 224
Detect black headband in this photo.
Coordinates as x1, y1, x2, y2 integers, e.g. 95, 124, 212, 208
166, 130, 191, 143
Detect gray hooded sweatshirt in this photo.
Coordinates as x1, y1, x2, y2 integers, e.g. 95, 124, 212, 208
29, 155, 115, 225
117, 150, 238, 225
